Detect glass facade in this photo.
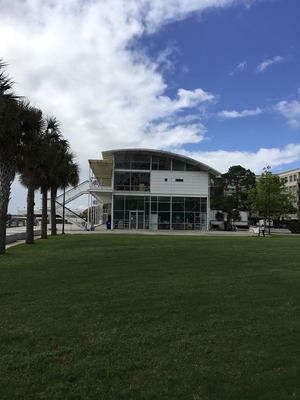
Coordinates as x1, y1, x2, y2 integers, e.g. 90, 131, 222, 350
114, 152, 202, 172
113, 195, 207, 230
114, 171, 150, 191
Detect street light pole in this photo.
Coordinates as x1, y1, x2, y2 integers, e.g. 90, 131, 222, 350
267, 185, 271, 235
62, 187, 65, 235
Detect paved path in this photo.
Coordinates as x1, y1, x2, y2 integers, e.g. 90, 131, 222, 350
5, 226, 295, 249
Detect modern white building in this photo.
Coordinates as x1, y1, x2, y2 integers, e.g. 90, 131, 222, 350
88, 149, 220, 231
277, 167, 300, 218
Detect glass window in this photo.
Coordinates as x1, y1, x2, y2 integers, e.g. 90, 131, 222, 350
172, 159, 185, 171
131, 153, 150, 170
294, 175, 297, 181
152, 156, 171, 170
151, 196, 157, 212
114, 211, 124, 220
200, 197, 207, 213
158, 197, 170, 212
131, 172, 150, 191
115, 153, 131, 169
145, 198, 150, 215
185, 213, 195, 230
185, 197, 200, 212
289, 176, 293, 182
158, 196, 170, 202
172, 197, 184, 211
126, 196, 138, 210
114, 172, 150, 191
172, 212, 184, 230
113, 211, 125, 229
151, 156, 159, 170
114, 172, 130, 190
114, 196, 125, 210
158, 212, 170, 229
186, 163, 200, 171
115, 152, 151, 170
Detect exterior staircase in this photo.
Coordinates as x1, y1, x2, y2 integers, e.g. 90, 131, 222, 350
55, 201, 88, 230
55, 180, 103, 230
56, 180, 89, 204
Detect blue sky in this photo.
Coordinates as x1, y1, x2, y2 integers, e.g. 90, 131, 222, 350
147, 0, 300, 162
1, 0, 300, 212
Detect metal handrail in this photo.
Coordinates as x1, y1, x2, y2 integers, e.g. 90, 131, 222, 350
55, 200, 86, 221
114, 184, 150, 192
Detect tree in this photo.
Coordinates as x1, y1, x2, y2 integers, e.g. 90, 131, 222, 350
18, 104, 44, 244
248, 166, 297, 222
59, 155, 80, 234
39, 117, 63, 240
211, 165, 256, 230
221, 165, 256, 211
0, 60, 21, 254
49, 138, 70, 236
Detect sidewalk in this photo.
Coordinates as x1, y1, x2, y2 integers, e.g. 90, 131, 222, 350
5, 226, 295, 249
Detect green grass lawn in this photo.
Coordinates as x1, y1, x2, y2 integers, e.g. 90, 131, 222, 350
1, 234, 300, 400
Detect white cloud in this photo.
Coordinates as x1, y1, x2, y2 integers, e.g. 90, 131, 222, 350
2, 0, 293, 212
141, 0, 253, 33
256, 55, 284, 73
179, 144, 300, 173
229, 60, 247, 76
155, 46, 177, 73
0, 0, 226, 176
218, 107, 262, 119
275, 100, 300, 128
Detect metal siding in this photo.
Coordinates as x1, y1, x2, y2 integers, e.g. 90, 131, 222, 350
150, 171, 208, 195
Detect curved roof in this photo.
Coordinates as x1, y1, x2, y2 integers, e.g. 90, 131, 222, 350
102, 148, 220, 176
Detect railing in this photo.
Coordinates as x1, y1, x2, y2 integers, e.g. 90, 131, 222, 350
55, 200, 87, 230
114, 184, 150, 192
56, 180, 90, 204
89, 181, 112, 191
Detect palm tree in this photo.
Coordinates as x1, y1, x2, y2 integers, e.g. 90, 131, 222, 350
18, 104, 44, 244
50, 149, 79, 235
60, 154, 80, 234
39, 117, 63, 239
0, 60, 21, 254
49, 137, 70, 236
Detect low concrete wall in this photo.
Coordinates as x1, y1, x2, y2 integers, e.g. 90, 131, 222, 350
17, 231, 27, 240
6, 229, 41, 245
6, 234, 18, 244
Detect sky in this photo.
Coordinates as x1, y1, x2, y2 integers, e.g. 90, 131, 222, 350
1, 0, 300, 212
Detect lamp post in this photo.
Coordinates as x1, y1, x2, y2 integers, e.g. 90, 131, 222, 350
266, 185, 271, 235
62, 187, 65, 235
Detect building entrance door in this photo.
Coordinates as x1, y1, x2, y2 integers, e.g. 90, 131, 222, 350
129, 210, 144, 229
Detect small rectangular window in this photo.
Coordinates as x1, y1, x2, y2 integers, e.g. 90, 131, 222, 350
175, 178, 184, 182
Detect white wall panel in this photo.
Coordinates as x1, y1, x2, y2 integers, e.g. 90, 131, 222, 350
150, 171, 208, 195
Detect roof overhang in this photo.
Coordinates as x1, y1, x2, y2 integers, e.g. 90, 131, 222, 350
89, 159, 113, 185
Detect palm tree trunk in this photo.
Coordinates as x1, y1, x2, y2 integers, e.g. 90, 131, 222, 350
51, 186, 57, 236
0, 161, 15, 255
26, 179, 35, 244
41, 187, 48, 239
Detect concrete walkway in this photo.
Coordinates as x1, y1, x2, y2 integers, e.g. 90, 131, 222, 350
5, 227, 41, 249
5, 226, 295, 249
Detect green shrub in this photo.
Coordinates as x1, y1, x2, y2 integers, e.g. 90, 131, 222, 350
287, 220, 300, 233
